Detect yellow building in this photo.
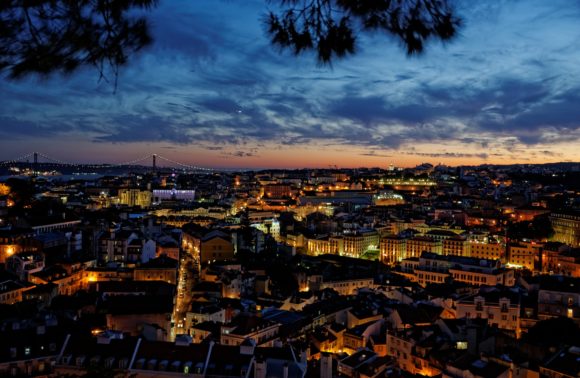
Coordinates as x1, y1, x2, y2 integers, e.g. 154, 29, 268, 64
118, 188, 152, 208
406, 252, 516, 287
380, 236, 406, 264
443, 237, 470, 257
416, 269, 450, 286
182, 226, 235, 266
508, 242, 539, 271
308, 231, 379, 258
342, 231, 379, 258
470, 241, 504, 260
200, 231, 234, 264
317, 277, 374, 295
261, 183, 293, 198
449, 267, 515, 287
285, 233, 306, 248
290, 203, 335, 220
307, 236, 342, 256
406, 236, 442, 259
550, 211, 580, 247
29, 266, 86, 296
85, 267, 134, 284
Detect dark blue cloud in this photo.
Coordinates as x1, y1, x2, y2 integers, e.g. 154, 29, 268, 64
0, 117, 68, 138
93, 115, 195, 144
200, 98, 242, 114
330, 96, 389, 125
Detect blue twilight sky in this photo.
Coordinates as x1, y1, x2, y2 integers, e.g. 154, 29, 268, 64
1, 0, 580, 169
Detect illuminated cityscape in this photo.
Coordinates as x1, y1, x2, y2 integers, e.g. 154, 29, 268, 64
2, 1, 580, 377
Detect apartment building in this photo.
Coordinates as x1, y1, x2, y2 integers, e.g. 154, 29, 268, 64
456, 290, 521, 338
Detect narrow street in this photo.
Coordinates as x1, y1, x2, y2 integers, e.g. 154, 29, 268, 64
171, 250, 197, 339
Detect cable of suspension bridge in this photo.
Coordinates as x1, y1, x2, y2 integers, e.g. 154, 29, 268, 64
154, 154, 213, 172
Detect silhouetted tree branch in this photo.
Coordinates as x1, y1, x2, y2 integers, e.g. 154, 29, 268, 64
0, 0, 461, 82
0, 0, 156, 83
266, 0, 461, 64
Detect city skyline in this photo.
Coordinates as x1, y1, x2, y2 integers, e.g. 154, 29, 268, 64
2, 0, 580, 168
2, 0, 580, 370
4, 150, 580, 172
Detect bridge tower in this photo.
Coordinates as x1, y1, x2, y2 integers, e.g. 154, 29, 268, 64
33, 152, 38, 176
152, 154, 157, 171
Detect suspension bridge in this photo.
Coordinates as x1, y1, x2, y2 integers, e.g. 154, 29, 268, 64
0, 152, 214, 173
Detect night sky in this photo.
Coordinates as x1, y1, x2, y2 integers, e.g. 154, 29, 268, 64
1, 0, 580, 169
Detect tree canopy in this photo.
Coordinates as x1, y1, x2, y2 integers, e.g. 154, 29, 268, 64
507, 214, 554, 241
267, 0, 461, 63
0, 0, 460, 80
0, 0, 156, 81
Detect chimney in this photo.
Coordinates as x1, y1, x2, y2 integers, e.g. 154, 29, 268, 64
320, 352, 333, 378
254, 359, 267, 378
